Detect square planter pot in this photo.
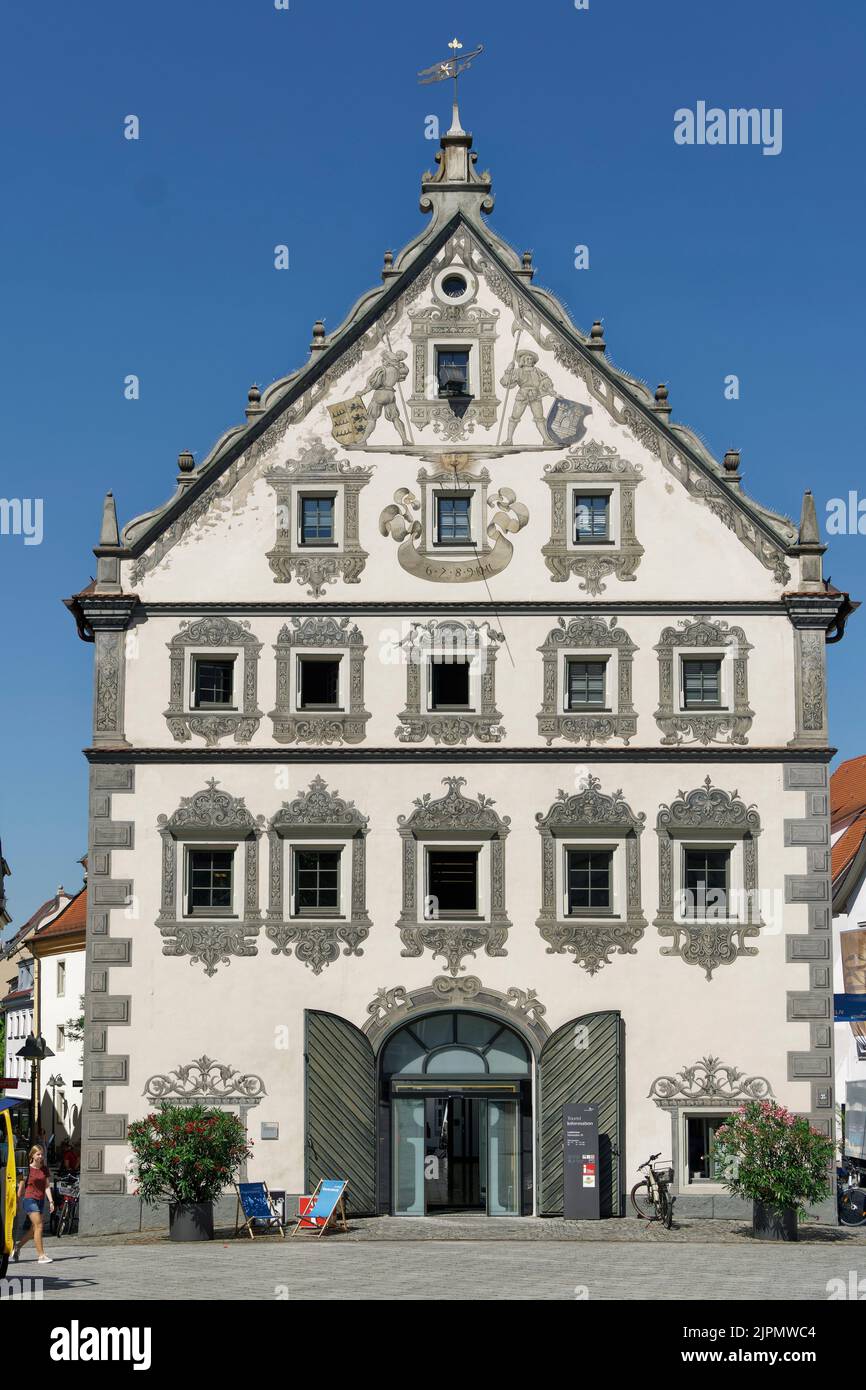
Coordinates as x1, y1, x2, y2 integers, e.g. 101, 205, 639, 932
169, 1201, 214, 1242
752, 1200, 797, 1241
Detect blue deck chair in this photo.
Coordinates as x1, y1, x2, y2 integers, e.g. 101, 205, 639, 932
290, 1179, 349, 1238
234, 1181, 285, 1239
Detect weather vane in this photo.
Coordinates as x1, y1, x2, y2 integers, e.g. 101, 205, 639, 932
417, 37, 484, 112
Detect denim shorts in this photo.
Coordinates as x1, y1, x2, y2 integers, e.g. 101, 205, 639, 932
22, 1198, 46, 1216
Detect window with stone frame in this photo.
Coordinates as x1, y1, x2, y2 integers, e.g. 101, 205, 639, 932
542, 440, 644, 594
265, 776, 370, 975
268, 616, 370, 746
654, 618, 754, 746
537, 615, 637, 746
264, 439, 372, 596
536, 777, 646, 975
165, 617, 262, 746
396, 619, 505, 745
398, 776, 511, 977
157, 781, 265, 978
654, 778, 763, 979
649, 1055, 774, 1197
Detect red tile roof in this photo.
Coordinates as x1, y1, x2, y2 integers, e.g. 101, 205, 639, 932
832, 813, 866, 883
832, 756, 866, 829
34, 887, 86, 940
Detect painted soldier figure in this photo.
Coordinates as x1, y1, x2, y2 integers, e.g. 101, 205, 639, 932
363, 348, 410, 443
500, 348, 554, 444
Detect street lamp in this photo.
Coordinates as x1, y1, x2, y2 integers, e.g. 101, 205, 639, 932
47, 1073, 65, 1144
16, 1034, 54, 1144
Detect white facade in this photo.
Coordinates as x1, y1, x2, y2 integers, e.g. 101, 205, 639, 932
66, 106, 850, 1231
37, 940, 85, 1145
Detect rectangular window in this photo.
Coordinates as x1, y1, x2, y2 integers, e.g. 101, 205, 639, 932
436, 494, 472, 544
300, 494, 335, 544
56, 1025, 66, 1053
193, 658, 235, 709
187, 849, 234, 914
427, 850, 478, 916
566, 849, 613, 913
573, 494, 610, 543
682, 659, 722, 709
298, 657, 341, 709
566, 659, 606, 709
436, 349, 470, 397
686, 1114, 729, 1182
293, 849, 341, 915
56, 960, 66, 997
430, 659, 471, 710
682, 848, 730, 919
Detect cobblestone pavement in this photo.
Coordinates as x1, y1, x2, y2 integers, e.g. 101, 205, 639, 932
7, 1220, 866, 1301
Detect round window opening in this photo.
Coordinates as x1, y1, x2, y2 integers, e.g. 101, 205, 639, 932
440, 273, 468, 300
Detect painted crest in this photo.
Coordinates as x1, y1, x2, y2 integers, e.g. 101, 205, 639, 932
327, 394, 369, 447
546, 397, 592, 447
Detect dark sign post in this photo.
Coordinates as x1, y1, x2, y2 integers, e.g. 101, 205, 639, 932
563, 1103, 600, 1220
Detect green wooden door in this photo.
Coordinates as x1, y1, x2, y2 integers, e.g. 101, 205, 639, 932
305, 1010, 377, 1215
539, 1011, 622, 1216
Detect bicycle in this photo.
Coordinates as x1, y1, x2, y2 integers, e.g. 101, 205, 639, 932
54, 1178, 79, 1237
630, 1152, 674, 1227
838, 1166, 866, 1227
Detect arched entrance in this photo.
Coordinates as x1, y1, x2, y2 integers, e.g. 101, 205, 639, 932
380, 1010, 533, 1216
304, 1004, 623, 1218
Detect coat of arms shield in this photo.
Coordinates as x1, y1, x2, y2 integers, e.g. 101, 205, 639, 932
546, 398, 592, 447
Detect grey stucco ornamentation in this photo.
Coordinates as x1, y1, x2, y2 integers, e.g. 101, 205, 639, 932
653, 617, 754, 746
265, 776, 370, 975
379, 463, 528, 584
406, 296, 500, 441
264, 439, 372, 595
536, 776, 646, 973
537, 615, 637, 746
157, 780, 265, 976
268, 616, 370, 745
648, 1055, 773, 1106
398, 776, 511, 976
396, 619, 505, 745
654, 778, 762, 980
164, 616, 263, 745
542, 440, 644, 593
362, 977, 550, 1051
649, 1055, 774, 1202
143, 1055, 267, 1103
366, 986, 409, 1021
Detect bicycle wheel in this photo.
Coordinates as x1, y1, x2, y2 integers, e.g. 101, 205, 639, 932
659, 1187, 674, 1229
839, 1190, 866, 1226
630, 1179, 657, 1220
56, 1203, 71, 1238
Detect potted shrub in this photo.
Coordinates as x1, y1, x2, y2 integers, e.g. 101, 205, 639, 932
711, 1099, 834, 1241
128, 1103, 252, 1241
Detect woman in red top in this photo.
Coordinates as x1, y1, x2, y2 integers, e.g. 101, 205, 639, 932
13, 1145, 54, 1263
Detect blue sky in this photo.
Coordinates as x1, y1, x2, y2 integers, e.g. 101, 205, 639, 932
1, 0, 864, 929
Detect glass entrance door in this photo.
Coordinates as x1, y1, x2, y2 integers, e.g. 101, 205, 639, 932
393, 1092, 521, 1215
487, 1099, 520, 1215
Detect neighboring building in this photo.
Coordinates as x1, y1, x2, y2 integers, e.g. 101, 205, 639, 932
831, 755, 866, 1147
65, 95, 853, 1235
31, 885, 87, 1148
1, 888, 72, 1103
0, 843, 10, 933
